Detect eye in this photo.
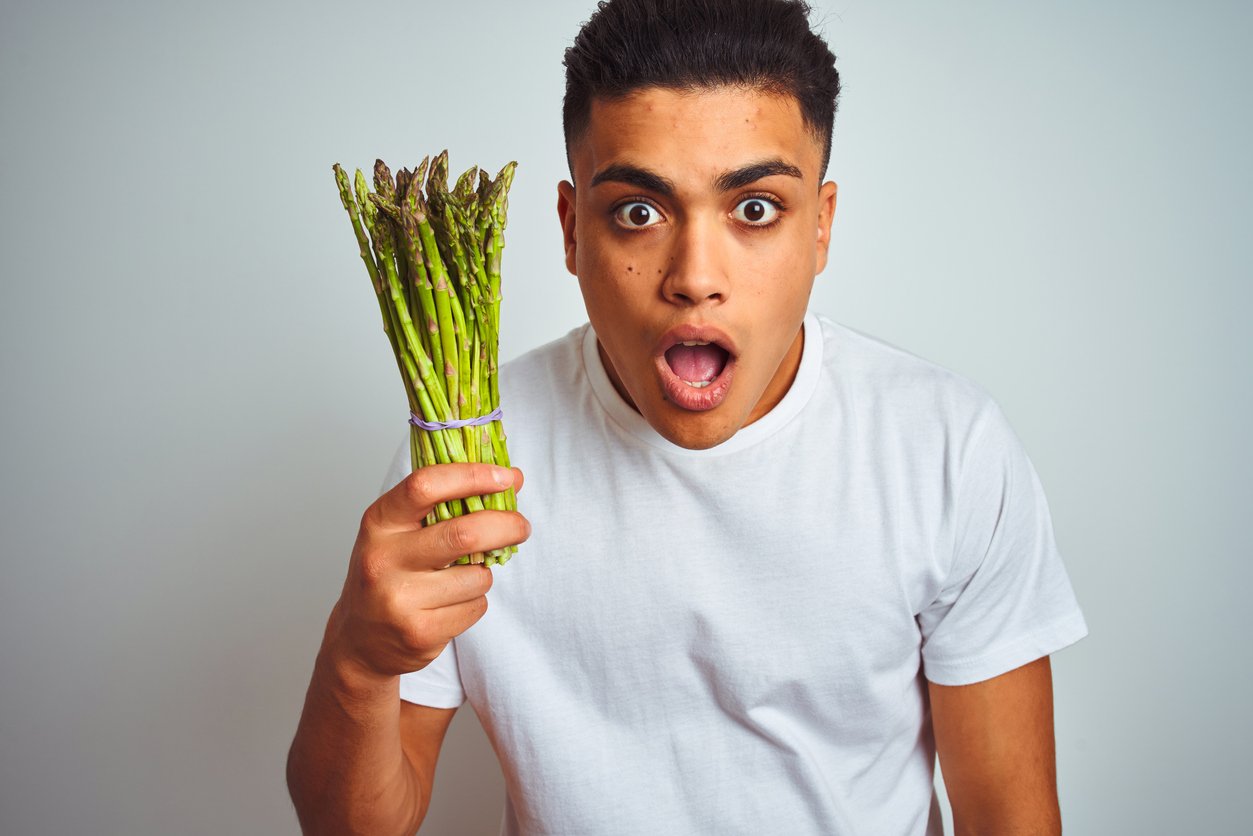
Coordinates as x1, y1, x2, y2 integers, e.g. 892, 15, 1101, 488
613, 201, 662, 229
731, 197, 780, 226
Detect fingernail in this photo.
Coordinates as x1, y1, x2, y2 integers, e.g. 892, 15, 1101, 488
492, 466, 513, 487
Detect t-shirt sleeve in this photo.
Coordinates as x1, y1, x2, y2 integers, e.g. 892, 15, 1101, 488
918, 400, 1089, 686
399, 642, 467, 708
377, 432, 469, 708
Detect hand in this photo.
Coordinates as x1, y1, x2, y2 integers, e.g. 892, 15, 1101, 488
324, 463, 529, 686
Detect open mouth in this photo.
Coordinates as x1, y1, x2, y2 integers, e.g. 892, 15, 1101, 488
654, 329, 737, 411
663, 341, 730, 388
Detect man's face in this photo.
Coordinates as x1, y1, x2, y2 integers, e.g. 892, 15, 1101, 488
557, 85, 838, 450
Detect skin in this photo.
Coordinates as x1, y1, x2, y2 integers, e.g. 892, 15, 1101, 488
557, 85, 838, 450
930, 657, 1063, 834
288, 83, 1064, 834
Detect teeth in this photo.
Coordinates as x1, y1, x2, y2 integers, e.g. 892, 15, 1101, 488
679, 340, 710, 346
684, 380, 712, 388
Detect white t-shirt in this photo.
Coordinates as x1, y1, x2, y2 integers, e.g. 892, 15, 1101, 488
381, 311, 1089, 836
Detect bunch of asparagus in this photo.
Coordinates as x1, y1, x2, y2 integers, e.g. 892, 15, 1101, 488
333, 152, 518, 566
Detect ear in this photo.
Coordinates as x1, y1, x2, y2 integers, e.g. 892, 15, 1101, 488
557, 180, 577, 276
814, 180, 838, 274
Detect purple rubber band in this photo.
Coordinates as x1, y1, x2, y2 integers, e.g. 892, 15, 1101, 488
409, 407, 503, 431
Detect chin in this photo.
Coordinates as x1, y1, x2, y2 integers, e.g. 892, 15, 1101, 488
649, 404, 743, 450
662, 429, 727, 451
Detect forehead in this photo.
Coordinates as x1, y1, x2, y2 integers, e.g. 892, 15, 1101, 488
574, 86, 821, 187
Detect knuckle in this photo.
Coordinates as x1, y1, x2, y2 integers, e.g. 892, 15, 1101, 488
399, 618, 432, 654
404, 470, 437, 505
357, 546, 389, 586
355, 538, 388, 586
440, 519, 475, 554
387, 598, 434, 651
377, 585, 405, 621
358, 502, 384, 538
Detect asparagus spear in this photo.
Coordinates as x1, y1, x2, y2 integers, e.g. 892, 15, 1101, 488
332, 153, 518, 565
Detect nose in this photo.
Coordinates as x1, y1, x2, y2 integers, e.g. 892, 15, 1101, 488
660, 214, 729, 307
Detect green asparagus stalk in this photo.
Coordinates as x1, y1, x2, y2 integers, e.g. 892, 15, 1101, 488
331, 153, 518, 565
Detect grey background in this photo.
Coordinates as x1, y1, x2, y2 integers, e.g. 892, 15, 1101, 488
1, 0, 1248, 833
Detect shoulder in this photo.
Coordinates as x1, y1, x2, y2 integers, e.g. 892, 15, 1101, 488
498, 322, 590, 402
812, 312, 998, 434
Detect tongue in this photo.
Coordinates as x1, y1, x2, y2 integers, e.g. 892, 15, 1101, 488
664, 344, 728, 382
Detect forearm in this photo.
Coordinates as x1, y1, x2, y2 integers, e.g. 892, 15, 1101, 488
286, 638, 422, 836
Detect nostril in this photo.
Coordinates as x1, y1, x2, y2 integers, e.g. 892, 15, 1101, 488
665, 287, 724, 306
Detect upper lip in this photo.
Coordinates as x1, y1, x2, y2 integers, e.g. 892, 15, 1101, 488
654, 324, 739, 358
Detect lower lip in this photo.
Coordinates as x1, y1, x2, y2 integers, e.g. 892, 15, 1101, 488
655, 353, 736, 411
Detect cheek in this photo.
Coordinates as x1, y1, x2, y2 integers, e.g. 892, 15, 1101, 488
576, 261, 650, 334
741, 235, 811, 294
581, 242, 662, 308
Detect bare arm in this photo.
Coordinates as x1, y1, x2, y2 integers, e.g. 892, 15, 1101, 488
398, 701, 460, 823
286, 622, 450, 836
286, 464, 528, 835
928, 656, 1061, 836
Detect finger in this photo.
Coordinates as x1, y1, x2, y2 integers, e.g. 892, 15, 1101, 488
511, 467, 525, 494
420, 595, 491, 641
394, 510, 531, 571
371, 463, 517, 533
408, 564, 494, 609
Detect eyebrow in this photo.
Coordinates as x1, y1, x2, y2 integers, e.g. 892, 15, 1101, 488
589, 158, 804, 197
590, 163, 677, 196
714, 159, 804, 191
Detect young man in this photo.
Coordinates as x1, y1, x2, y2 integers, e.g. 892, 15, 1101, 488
287, 1, 1088, 833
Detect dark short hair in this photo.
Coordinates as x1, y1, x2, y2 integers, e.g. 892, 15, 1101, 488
562, 0, 841, 180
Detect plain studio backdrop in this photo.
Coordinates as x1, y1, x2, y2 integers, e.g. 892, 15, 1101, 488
1, 0, 1249, 833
